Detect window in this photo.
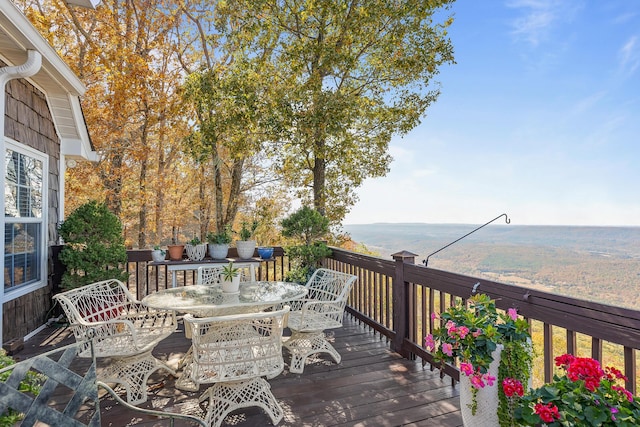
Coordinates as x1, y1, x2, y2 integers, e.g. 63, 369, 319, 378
4, 141, 47, 292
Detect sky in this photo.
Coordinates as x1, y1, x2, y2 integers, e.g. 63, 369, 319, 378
343, 0, 640, 227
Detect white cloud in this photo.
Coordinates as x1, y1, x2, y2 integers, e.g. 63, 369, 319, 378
619, 36, 640, 76
507, 0, 559, 46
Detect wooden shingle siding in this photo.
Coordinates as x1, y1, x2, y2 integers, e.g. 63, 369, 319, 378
2, 58, 59, 342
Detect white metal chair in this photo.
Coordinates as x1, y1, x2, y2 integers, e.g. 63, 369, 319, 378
177, 307, 290, 427
53, 279, 177, 405
0, 329, 205, 426
197, 263, 257, 285
283, 268, 358, 374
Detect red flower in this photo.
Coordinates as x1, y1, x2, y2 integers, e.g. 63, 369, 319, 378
534, 402, 560, 423
565, 356, 603, 392
502, 377, 524, 398
554, 353, 575, 368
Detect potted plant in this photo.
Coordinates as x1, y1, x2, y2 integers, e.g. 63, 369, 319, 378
185, 236, 207, 261
424, 293, 532, 426
206, 225, 232, 259
235, 221, 258, 259
151, 245, 166, 262
167, 231, 185, 260
257, 246, 274, 260
58, 200, 129, 289
221, 262, 240, 293
281, 206, 331, 283
506, 354, 640, 426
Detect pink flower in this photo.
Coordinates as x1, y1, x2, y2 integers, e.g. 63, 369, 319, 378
470, 374, 485, 389
431, 312, 438, 321
460, 362, 474, 376
507, 308, 518, 321
424, 334, 435, 352
445, 320, 456, 331
442, 343, 453, 357
458, 326, 469, 339
484, 374, 496, 387
472, 329, 482, 338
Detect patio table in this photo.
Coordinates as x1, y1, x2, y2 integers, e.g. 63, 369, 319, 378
142, 281, 307, 317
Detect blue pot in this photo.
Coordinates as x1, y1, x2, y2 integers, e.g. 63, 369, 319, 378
257, 247, 274, 260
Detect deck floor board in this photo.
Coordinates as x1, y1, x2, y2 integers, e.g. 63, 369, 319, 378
17, 315, 462, 427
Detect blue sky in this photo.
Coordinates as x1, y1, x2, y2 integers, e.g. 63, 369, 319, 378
343, 0, 640, 226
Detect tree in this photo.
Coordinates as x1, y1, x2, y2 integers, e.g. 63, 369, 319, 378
218, 0, 456, 222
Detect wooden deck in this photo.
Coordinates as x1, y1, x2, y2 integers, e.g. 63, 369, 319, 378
17, 315, 462, 427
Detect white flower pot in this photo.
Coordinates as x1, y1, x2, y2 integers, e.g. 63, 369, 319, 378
151, 249, 166, 262
235, 240, 256, 259
208, 243, 229, 259
186, 243, 207, 261
459, 345, 502, 427
221, 276, 241, 293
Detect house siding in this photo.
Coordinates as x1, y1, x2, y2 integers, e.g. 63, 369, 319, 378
3, 58, 60, 342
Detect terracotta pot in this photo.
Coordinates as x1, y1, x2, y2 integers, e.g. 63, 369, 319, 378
167, 244, 185, 261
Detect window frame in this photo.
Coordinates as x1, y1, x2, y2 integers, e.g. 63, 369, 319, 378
2, 137, 49, 301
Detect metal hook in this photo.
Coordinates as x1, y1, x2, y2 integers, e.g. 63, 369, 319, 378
472, 282, 481, 295
423, 213, 511, 266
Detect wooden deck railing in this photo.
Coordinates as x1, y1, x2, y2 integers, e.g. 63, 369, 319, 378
122, 245, 639, 394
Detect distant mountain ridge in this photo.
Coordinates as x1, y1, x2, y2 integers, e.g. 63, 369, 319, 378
344, 223, 640, 258
342, 223, 640, 308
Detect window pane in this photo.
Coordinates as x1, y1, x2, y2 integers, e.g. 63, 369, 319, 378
4, 146, 44, 291
4, 149, 42, 218
4, 222, 41, 289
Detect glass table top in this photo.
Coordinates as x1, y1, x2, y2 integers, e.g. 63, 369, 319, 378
142, 281, 307, 317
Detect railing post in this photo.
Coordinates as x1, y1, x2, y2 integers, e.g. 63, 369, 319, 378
390, 250, 418, 358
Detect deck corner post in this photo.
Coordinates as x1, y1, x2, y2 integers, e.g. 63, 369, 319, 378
390, 250, 418, 358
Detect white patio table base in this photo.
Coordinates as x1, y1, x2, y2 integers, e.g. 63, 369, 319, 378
199, 377, 283, 427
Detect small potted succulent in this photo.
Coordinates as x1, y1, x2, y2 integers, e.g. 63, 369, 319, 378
221, 262, 240, 293
185, 236, 207, 261
151, 245, 166, 262
206, 225, 232, 259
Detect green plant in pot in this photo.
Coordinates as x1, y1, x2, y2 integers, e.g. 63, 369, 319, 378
235, 221, 258, 259
185, 236, 206, 261
151, 245, 166, 262
221, 262, 240, 293
281, 206, 332, 283
206, 225, 232, 259
58, 200, 129, 290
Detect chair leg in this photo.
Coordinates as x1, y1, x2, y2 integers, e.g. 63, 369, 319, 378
200, 378, 283, 427
175, 350, 199, 392
284, 331, 341, 374
100, 350, 176, 405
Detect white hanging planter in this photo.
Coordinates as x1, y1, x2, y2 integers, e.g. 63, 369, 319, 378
186, 243, 207, 261
459, 345, 502, 426
235, 240, 256, 259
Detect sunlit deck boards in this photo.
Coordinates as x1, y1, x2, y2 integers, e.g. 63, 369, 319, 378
18, 315, 462, 426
